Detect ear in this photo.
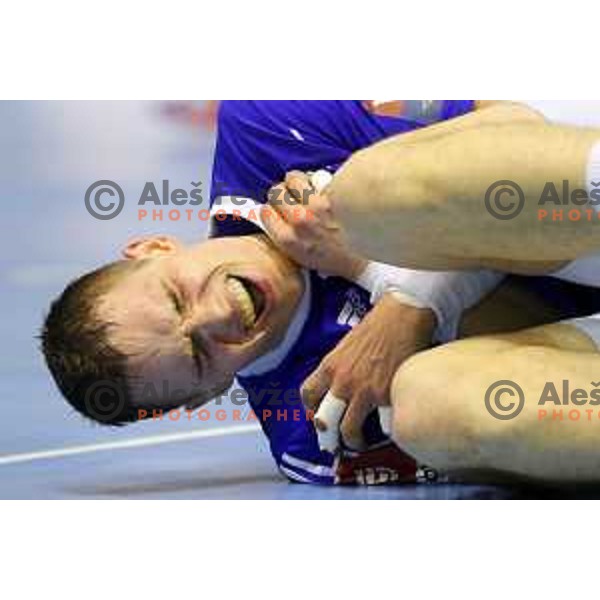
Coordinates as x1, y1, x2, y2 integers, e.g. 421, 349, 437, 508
121, 235, 182, 260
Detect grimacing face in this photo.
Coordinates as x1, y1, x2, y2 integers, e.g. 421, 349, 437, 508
97, 234, 304, 414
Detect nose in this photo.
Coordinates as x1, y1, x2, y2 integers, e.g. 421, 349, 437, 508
182, 295, 242, 344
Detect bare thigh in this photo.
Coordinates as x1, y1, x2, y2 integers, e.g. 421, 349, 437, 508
390, 302, 600, 483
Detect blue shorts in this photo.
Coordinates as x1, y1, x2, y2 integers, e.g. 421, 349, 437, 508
512, 275, 600, 319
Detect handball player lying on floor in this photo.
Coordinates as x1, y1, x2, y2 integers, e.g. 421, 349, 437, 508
263, 101, 600, 482
40, 193, 600, 485
40, 100, 600, 485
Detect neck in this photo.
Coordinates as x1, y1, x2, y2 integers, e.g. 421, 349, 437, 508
237, 269, 311, 377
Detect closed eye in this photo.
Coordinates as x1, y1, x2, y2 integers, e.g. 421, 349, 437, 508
163, 282, 206, 378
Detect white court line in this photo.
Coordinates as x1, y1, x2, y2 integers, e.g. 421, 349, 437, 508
0, 424, 261, 467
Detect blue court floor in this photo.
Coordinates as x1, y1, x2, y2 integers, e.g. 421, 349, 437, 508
0, 101, 589, 499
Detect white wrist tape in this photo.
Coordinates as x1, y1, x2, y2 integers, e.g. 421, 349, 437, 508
587, 140, 600, 214
356, 262, 504, 342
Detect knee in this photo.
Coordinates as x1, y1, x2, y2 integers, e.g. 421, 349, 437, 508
389, 345, 485, 470
482, 101, 547, 124
389, 349, 447, 449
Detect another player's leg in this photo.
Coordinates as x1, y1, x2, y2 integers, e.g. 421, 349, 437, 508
328, 106, 600, 272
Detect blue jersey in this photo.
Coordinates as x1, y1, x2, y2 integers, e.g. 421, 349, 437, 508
237, 271, 383, 484
209, 100, 475, 484
210, 100, 475, 237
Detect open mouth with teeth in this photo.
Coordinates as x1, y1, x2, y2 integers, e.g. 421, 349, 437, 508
226, 275, 267, 331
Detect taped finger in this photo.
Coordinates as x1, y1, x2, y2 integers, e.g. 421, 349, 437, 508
314, 392, 347, 454
310, 169, 333, 194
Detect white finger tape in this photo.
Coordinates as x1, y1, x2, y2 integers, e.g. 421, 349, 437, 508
378, 406, 393, 437
314, 392, 347, 454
